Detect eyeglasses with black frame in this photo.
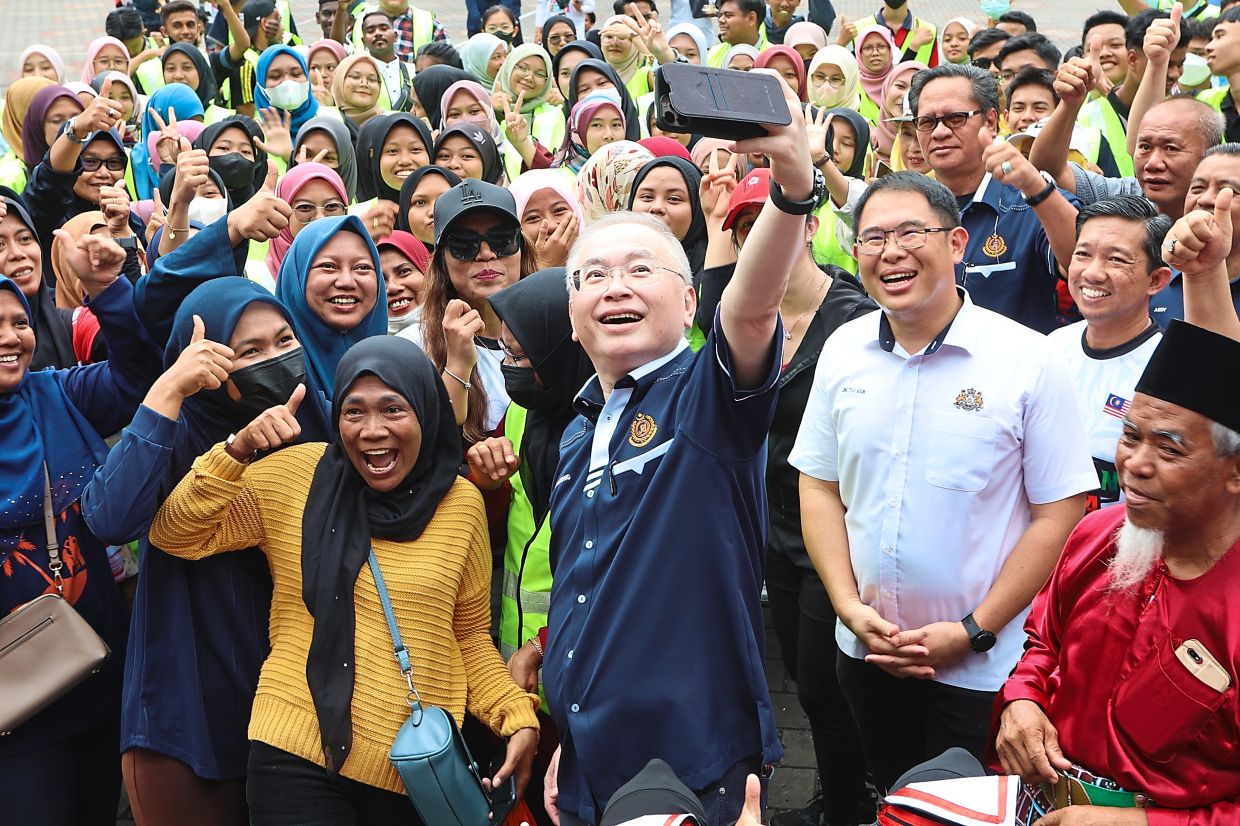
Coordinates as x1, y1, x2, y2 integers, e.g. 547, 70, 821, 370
971, 57, 994, 70
570, 262, 683, 291
442, 227, 523, 261
81, 156, 127, 172
855, 225, 953, 255
292, 200, 348, 222
912, 109, 982, 132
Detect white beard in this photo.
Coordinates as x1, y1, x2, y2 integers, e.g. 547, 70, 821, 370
1108, 519, 1165, 592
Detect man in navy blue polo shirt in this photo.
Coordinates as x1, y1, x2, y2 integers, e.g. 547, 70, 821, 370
910, 63, 1081, 334
537, 76, 818, 826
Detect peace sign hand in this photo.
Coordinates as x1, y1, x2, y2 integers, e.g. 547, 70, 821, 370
311, 67, 334, 106
500, 91, 531, 149
699, 147, 740, 221
295, 144, 330, 166
255, 108, 294, 162
151, 107, 188, 165
627, 3, 673, 63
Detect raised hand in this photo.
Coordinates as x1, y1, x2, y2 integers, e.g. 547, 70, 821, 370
1164, 186, 1234, 278
51, 230, 125, 298
500, 91, 531, 149
162, 315, 236, 398
151, 107, 189, 165
628, 2, 673, 63
363, 199, 399, 241
146, 188, 167, 238
1085, 36, 1114, 97
1143, 2, 1183, 68
1054, 55, 1097, 110
907, 24, 935, 51
76, 79, 125, 136
295, 144, 330, 166
466, 436, 520, 485
255, 108, 294, 162
98, 185, 133, 236
311, 67, 334, 106
804, 105, 835, 167
533, 210, 578, 268
699, 148, 740, 222
443, 298, 484, 375
837, 14, 857, 46
230, 383, 306, 456
981, 130, 1046, 198
732, 71, 811, 200
171, 140, 211, 205
226, 164, 292, 244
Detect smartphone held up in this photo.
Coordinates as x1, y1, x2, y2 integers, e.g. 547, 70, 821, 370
654, 63, 792, 141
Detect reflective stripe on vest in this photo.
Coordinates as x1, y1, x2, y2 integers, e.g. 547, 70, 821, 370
352, 4, 434, 53
852, 15, 937, 66
1078, 97, 1134, 178
498, 403, 554, 666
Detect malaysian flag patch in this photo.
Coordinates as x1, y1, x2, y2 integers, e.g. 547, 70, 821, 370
1103, 394, 1132, 419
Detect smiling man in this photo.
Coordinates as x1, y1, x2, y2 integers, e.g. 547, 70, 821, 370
1046, 196, 1172, 513
538, 77, 815, 826
361, 11, 415, 111
790, 171, 1095, 792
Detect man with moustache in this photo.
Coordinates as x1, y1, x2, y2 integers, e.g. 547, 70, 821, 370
994, 190, 1240, 825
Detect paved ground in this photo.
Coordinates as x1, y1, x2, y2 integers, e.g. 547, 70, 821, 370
0, 0, 1095, 823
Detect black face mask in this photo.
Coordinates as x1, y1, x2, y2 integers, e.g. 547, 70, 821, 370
501, 364, 559, 412
209, 151, 257, 192
493, 30, 516, 45
229, 347, 307, 419
883, 0, 905, 8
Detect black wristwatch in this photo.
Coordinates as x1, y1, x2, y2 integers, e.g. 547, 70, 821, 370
1022, 171, 1057, 208
769, 167, 827, 216
962, 612, 996, 653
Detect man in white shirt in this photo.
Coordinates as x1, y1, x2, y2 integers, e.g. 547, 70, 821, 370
360, 11, 415, 111
1046, 196, 1172, 512
789, 172, 1096, 792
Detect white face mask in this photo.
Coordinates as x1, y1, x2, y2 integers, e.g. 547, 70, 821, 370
187, 196, 229, 227
266, 78, 310, 110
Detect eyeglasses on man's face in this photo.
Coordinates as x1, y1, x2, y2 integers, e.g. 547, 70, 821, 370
855, 225, 953, 255
570, 261, 682, 291
911, 109, 983, 133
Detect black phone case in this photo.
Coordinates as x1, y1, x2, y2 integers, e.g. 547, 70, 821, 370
654, 63, 792, 141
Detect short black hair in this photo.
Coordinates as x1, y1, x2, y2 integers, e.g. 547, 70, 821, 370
1183, 17, 1216, 41
1127, 9, 1190, 51
362, 10, 392, 26
910, 63, 1001, 117
483, 4, 519, 25
1075, 195, 1172, 271
967, 27, 1010, 59
998, 11, 1037, 32
1219, 6, 1240, 24
613, 0, 659, 14
1005, 66, 1057, 106
1082, 10, 1128, 43
161, 0, 200, 22
854, 172, 962, 231
719, 0, 766, 21
416, 41, 463, 69
997, 33, 1061, 70
105, 7, 145, 40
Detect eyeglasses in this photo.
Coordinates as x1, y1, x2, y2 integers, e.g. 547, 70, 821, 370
971, 57, 994, 70
81, 156, 127, 172
911, 109, 982, 133
443, 227, 522, 261
512, 63, 549, 82
498, 339, 528, 364
855, 226, 953, 255
485, 24, 515, 34
812, 73, 846, 87
547, 33, 573, 45
571, 261, 682, 291
292, 200, 347, 222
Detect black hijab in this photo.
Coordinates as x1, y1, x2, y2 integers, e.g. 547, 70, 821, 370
541, 14, 578, 55
1, 189, 74, 371
411, 65, 474, 127
163, 42, 219, 109
627, 156, 707, 275
356, 113, 434, 203
489, 268, 592, 521
301, 335, 463, 773
827, 107, 871, 180
396, 165, 461, 247
564, 59, 640, 141
194, 116, 269, 206
432, 122, 502, 185
553, 39, 603, 85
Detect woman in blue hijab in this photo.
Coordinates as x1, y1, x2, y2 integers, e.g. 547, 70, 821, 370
82, 277, 328, 826
0, 262, 161, 823
253, 45, 319, 142
131, 82, 205, 200
275, 214, 386, 400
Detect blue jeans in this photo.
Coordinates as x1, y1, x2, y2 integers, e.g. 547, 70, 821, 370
558, 755, 770, 826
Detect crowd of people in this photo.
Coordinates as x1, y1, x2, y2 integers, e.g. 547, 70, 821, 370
1, 0, 1239, 825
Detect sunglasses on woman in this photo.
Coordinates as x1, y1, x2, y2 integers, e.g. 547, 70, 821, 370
443, 227, 522, 261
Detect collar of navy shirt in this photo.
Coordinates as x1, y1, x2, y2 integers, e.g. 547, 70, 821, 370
572, 337, 691, 419
876, 286, 976, 357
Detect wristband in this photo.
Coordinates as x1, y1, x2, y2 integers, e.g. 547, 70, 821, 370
443, 367, 472, 390
225, 433, 256, 464
769, 168, 826, 216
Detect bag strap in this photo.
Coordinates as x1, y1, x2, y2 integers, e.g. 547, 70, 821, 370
42, 464, 64, 596
367, 548, 425, 718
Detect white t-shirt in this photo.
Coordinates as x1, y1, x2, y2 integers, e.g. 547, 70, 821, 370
397, 323, 510, 433
789, 292, 1097, 691
1045, 320, 1161, 511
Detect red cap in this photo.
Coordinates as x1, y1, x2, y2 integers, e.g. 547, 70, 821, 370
722, 168, 772, 231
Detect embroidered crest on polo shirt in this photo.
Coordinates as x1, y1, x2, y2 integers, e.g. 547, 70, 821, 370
629, 413, 657, 447
982, 233, 1007, 258
954, 388, 984, 411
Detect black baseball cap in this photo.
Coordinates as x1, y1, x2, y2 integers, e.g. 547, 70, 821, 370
433, 180, 518, 245
599, 759, 707, 826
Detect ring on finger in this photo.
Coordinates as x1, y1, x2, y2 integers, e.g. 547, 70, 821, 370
1000, 161, 1013, 176
1164, 237, 1178, 254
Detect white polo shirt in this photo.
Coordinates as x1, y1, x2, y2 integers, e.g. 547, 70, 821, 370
789, 291, 1096, 691
1045, 320, 1161, 511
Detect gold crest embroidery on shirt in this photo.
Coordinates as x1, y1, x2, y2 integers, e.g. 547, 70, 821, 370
629, 413, 657, 447
954, 388, 984, 411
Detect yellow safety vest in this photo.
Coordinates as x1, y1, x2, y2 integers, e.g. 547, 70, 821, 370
135, 58, 165, 97
811, 201, 857, 275
850, 15, 937, 66
625, 62, 654, 100
1158, 0, 1218, 18
0, 151, 27, 194
226, 0, 296, 46
705, 25, 771, 68
351, 4, 435, 55
1198, 85, 1231, 112
1077, 96, 1135, 178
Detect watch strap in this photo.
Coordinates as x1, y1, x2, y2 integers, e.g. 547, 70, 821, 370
769, 168, 825, 216
1025, 178, 1057, 208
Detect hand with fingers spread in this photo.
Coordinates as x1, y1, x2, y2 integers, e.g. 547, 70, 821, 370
1164, 187, 1234, 278
98, 184, 134, 237
804, 105, 835, 168
362, 200, 399, 241
151, 107, 188, 165
52, 230, 126, 298
731, 70, 812, 201
229, 383, 306, 457
150, 315, 237, 406
1053, 55, 1097, 111
995, 699, 1072, 785
255, 108, 294, 162
532, 210, 578, 268
226, 164, 292, 244
171, 141, 212, 205
699, 148, 740, 222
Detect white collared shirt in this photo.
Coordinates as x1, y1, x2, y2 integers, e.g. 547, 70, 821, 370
789, 292, 1096, 690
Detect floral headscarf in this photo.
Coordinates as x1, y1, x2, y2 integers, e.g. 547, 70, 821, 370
575, 139, 654, 224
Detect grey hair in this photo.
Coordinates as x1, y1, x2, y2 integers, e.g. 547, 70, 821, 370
564, 211, 693, 292
1211, 420, 1240, 458
909, 63, 1001, 119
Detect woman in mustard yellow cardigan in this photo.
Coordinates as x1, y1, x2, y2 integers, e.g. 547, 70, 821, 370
151, 335, 539, 826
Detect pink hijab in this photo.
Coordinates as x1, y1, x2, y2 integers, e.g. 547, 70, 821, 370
308, 39, 348, 65
509, 168, 585, 226
80, 37, 130, 85
873, 61, 926, 160
266, 163, 350, 279
855, 26, 897, 107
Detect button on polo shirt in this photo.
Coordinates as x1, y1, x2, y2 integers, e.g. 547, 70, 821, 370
957, 172, 1075, 334
789, 291, 1096, 691
545, 313, 785, 824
